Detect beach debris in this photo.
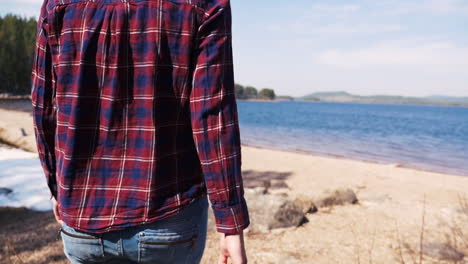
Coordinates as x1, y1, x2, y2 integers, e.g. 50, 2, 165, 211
417, 242, 465, 262
314, 188, 358, 208
0, 187, 13, 196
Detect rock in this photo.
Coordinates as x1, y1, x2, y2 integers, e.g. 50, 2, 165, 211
314, 188, 358, 208
244, 190, 307, 232
269, 200, 307, 229
419, 242, 465, 262
292, 195, 318, 214
0, 187, 13, 196
207, 190, 308, 233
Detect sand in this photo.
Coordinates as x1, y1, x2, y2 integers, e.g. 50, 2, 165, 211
221, 145, 468, 263
1, 99, 467, 263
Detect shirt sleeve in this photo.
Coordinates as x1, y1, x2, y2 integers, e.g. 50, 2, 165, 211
31, 0, 58, 201
189, 0, 250, 234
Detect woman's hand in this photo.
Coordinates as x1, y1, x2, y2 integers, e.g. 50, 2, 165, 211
218, 231, 247, 264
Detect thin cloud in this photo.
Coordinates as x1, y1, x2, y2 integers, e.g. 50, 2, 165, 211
312, 23, 404, 34
265, 2, 404, 36
316, 41, 468, 69
305, 3, 361, 15
376, 0, 468, 15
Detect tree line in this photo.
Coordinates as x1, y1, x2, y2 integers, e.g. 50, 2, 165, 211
0, 14, 278, 101
0, 14, 37, 95
235, 84, 276, 100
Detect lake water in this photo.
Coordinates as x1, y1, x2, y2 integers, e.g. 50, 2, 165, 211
237, 101, 468, 176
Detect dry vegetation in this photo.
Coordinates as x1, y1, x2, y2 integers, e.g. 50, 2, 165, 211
390, 195, 467, 264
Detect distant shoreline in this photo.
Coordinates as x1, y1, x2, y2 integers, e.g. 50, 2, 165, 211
239, 98, 468, 108
297, 91, 468, 108
291, 99, 468, 108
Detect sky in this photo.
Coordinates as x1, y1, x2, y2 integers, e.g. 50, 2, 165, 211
1, 0, 467, 97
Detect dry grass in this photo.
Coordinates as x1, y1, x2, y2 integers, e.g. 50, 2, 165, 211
391, 194, 467, 264
445, 194, 468, 258
0, 207, 67, 264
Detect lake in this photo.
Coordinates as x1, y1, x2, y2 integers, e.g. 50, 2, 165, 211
237, 100, 468, 176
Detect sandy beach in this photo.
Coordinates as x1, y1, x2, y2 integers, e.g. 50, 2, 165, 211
1, 99, 467, 263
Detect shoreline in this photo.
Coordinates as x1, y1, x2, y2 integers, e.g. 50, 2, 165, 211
0, 100, 466, 179
241, 143, 468, 178
1, 140, 466, 180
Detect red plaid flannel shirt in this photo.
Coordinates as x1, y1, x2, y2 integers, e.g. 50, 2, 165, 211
31, 0, 250, 234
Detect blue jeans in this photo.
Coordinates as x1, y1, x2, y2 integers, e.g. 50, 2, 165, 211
60, 195, 209, 263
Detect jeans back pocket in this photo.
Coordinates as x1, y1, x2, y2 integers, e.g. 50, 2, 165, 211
137, 229, 199, 263
60, 222, 105, 262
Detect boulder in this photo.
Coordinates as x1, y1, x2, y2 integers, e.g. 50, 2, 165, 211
292, 194, 318, 214
314, 188, 358, 208
207, 188, 308, 233
269, 200, 307, 229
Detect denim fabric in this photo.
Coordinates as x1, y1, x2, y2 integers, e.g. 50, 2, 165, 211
60, 195, 209, 263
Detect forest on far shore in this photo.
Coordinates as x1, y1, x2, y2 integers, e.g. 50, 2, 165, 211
235, 84, 276, 101
0, 14, 37, 95
0, 14, 279, 102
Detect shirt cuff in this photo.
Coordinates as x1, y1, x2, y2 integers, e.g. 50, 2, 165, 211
211, 196, 250, 235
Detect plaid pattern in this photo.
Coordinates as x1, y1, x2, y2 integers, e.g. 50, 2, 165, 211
31, 0, 249, 235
